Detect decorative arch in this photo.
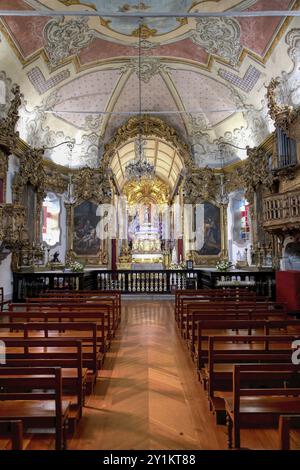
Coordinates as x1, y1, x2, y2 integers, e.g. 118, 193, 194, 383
101, 115, 195, 173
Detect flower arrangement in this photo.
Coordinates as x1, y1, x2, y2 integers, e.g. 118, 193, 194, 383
67, 261, 84, 272
215, 259, 233, 272
169, 261, 186, 270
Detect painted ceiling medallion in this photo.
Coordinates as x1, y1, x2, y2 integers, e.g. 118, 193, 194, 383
59, 0, 195, 36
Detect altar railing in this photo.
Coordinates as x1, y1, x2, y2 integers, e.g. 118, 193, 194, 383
13, 270, 199, 301
96, 270, 199, 293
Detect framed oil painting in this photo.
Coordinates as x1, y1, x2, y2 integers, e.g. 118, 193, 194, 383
72, 201, 101, 261
190, 201, 227, 266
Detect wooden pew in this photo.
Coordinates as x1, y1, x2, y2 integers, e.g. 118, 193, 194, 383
206, 335, 299, 411
0, 338, 84, 422
0, 420, 23, 450
0, 322, 100, 387
175, 289, 259, 324
181, 303, 287, 343
195, 319, 300, 370
182, 301, 287, 338
0, 367, 69, 450
279, 415, 300, 450
178, 299, 281, 333
223, 364, 300, 449
16, 302, 115, 341
5, 307, 108, 353
38, 290, 122, 323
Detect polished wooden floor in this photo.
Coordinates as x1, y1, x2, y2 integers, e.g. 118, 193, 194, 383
1, 300, 300, 450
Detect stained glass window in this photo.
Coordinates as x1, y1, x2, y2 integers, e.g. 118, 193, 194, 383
239, 200, 250, 241
42, 192, 60, 246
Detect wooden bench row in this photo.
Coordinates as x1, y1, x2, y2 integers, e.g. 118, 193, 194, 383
174, 289, 300, 450
0, 290, 122, 450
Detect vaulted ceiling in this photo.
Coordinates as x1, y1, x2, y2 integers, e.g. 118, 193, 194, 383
1, 0, 300, 170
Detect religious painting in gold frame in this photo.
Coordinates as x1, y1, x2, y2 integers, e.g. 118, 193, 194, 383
67, 199, 108, 266
188, 201, 228, 267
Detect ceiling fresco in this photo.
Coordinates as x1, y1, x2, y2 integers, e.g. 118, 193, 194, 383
57, 0, 196, 36
0, 0, 300, 170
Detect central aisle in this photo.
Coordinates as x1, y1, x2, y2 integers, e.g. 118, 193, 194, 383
71, 299, 227, 450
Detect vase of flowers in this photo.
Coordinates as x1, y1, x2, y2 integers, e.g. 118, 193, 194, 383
66, 261, 84, 273
215, 259, 233, 272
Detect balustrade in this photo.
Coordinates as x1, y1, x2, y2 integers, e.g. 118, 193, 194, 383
263, 190, 300, 230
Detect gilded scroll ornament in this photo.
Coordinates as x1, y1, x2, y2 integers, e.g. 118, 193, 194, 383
0, 84, 22, 149
228, 146, 274, 206
73, 167, 112, 204
183, 167, 219, 204
266, 78, 299, 132
13, 147, 46, 205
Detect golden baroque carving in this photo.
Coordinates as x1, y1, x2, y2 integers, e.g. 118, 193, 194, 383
266, 78, 299, 132
229, 147, 274, 205
102, 115, 194, 171
73, 167, 112, 203
0, 149, 8, 200
123, 177, 169, 205
0, 84, 22, 150
183, 167, 219, 204
0, 203, 29, 249
13, 147, 46, 205
45, 168, 68, 194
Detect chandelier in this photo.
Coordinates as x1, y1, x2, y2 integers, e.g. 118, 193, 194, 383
125, 17, 155, 182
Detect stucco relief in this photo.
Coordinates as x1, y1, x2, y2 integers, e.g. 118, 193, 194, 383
16, 93, 101, 169
190, 94, 272, 167
121, 57, 167, 83
191, 17, 242, 66
277, 28, 300, 107
0, 71, 16, 119
43, 17, 96, 66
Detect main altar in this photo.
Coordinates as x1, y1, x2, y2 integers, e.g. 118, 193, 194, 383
118, 178, 168, 270
131, 221, 163, 268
